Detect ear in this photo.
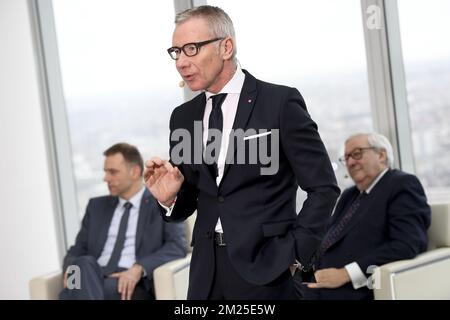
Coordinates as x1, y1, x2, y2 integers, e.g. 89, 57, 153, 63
379, 149, 387, 165
221, 37, 234, 60
130, 164, 141, 179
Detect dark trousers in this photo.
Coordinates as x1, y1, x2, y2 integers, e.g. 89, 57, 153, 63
293, 269, 318, 300
207, 245, 295, 300
58, 255, 154, 300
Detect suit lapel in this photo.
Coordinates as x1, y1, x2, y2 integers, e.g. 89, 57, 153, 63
221, 70, 258, 181
135, 189, 152, 254
94, 197, 118, 257
330, 170, 393, 246
332, 193, 370, 245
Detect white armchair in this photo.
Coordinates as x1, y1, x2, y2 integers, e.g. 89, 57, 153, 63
29, 270, 62, 300
374, 203, 450, 300
153, 213, 195, 300
29, 213, 196, 300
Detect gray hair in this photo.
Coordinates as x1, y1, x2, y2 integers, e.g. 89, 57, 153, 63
346, 132, 394, 168
175, 5, 237, 62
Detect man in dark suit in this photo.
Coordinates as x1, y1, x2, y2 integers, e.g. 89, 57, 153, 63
143, 6, 339, 299
298, 132, 431, 300
59, 143, 187, 300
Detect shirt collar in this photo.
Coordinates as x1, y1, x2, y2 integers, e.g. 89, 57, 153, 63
205, 67, 245, 100
118, 186, 145, 209
365, 168, 389, 194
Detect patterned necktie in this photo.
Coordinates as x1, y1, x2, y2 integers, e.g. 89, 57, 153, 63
103, 202, 132, 275
205, 93, 227, 178
314, 192, 367, 265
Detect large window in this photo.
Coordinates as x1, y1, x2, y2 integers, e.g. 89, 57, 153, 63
208, 0, 373, 190
52, 0, 182, 217
398, 0, 450, 202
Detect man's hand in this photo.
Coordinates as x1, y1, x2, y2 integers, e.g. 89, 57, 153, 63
109, 264, 144, 300
307, 268, 351, 289
289, 264, 298, 276
144, 157, 184, 206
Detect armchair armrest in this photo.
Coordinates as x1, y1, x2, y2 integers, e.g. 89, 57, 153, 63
29, 270, 63, 300
153, 254, 191, 300
374, 248, 450, 300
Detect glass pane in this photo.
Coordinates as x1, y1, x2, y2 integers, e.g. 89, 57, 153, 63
52, 0, 183, 217
398, 0, 450, 202
208, 0, 372, 191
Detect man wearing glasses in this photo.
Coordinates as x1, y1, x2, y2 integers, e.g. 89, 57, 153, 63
298, 132, 431, 300
144, 5, 339, 299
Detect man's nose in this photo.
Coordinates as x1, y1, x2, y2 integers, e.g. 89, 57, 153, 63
176, 53, 190, 69
346, 156, 357, 168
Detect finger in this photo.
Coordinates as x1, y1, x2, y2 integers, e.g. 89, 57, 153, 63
109, 273, 120, 278
127, 284, 135, 300
143, 167, 153, 181
121, 283, 127, 300
147, 166, 167, 185
118, 277, 124, 294
173, 166, 183, 179
145, 159, 154, 168
149, 157, 164, 167
163, 160, 174, 172
170, 166, 184, 182
145, 158, 164, 172
152, 166, 168, 183
144, 162, 159, 182
144, 160, 156, 171
307, 282, 321, 289
155, 164, 169, 174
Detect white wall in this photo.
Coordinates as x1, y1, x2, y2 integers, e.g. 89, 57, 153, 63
0, 0, 60, 299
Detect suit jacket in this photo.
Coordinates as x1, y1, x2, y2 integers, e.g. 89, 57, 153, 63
301, 169, 431, 300
63, 188, 187, 291
163, 70, 340, 299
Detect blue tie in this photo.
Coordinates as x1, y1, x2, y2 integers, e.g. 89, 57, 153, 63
205, 93, 227, 178
103, 202, 132, 275
314, 192, 366, 266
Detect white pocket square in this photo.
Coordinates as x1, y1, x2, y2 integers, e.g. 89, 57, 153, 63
243, 131, 272, 141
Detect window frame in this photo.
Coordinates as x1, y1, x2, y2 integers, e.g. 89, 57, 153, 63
32, 0, 444, 251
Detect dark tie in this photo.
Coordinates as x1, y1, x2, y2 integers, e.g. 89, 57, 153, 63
205, 93, 227, 178
103, 202, 132, 275
314, 192, 367, 266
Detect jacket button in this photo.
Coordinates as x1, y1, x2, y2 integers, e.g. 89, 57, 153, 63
205, 232, 212, 239
218, 196, 225, 203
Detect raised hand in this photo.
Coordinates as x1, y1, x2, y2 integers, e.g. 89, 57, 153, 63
144, 157, 184, 206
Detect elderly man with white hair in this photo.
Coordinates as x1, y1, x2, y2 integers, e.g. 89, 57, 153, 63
297, 132, 431, 300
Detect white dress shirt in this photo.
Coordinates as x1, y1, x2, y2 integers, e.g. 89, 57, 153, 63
344, 168, 389, 289
97, 187, 145, 269
163, 68, 246, 234
203, 68, 245, 232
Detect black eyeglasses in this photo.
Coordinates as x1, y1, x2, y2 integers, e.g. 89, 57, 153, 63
339, 147, 378, 164
167, 37, 224, 60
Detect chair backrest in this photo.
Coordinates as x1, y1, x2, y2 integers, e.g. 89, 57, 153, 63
428, 203, 450, 250
185, 212, 196, 253
374, 203, 450, 300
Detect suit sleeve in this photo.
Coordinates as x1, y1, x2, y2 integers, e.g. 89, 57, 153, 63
136, 221, 188, 279
62, 200, 92, 272
158, 108, 199, 222
279, 87, 340, 268
355, 174, 431, 274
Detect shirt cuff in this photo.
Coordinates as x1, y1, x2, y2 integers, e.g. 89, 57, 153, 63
133, 262, 147, 278
345, 262, 368, 289
158, 198, 176, 216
